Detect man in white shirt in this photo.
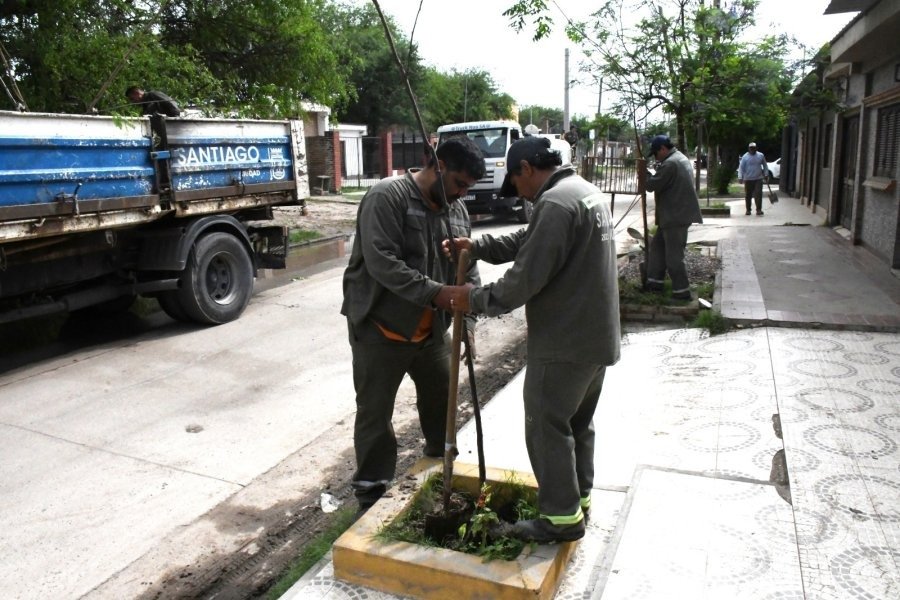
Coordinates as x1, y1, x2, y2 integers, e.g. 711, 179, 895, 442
738, 142, 768, 216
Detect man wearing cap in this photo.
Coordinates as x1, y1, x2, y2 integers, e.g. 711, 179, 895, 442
738, 142, 768, 215
644, 134, 703, 301
440, 136, 621, 544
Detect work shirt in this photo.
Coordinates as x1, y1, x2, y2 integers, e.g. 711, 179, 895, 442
341, 172, 479, 341
468, 167, 620, 365
739, 151, 768, 181
141, 90, 181, 117
646, 149, 703, 228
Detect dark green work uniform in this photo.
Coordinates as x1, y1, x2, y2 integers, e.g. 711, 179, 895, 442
341, 172, 479, 506
468, 167, 621, 524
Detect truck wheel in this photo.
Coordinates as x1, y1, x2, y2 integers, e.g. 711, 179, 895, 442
157, 291, 190, 322
177, 232, 254, 325
516, 198, 532, 223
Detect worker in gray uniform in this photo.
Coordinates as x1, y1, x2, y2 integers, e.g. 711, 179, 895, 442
644, 135, 703, 300
341, 136, 485, 512
441, 136, 621, 543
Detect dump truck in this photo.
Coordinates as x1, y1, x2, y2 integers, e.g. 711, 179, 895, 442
0, 110, 309, 326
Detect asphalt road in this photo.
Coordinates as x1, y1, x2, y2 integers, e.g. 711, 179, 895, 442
0, 218, 527, 599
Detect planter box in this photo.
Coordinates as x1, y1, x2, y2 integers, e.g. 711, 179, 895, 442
333, 461, 578, 599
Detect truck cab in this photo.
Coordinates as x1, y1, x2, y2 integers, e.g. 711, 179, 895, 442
436, 120, 529, 222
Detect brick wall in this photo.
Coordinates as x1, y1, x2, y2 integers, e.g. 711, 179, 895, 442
306, 131, 344, 193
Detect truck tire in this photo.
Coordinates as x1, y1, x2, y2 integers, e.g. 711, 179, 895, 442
516, 198, 532, 223
177, 232, 254, 325
157, 291, 191, 322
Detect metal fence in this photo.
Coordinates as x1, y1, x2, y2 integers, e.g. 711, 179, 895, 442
341, 136, 382, 188
581, 156, 642, 217
392, 132, 428, 173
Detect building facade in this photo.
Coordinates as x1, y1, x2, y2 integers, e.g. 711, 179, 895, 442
785, 0, 900, 269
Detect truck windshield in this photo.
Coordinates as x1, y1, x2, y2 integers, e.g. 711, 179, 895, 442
440, 128, 508, 159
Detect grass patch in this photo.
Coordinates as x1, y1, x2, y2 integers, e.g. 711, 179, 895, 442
695, 281, 715, 299
376, 473, 539, 562
289, 229, 323, 244
691, 310, 731, 335
618, 277, 669, 306
264, 505, 359, 599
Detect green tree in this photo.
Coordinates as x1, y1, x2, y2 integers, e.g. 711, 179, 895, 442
504, 0, 794, 164
0, 0, 350, 117
321, 1, 423, 132
416, 69, 515, 128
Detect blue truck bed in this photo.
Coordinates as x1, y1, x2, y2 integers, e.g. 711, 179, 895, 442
0, 111, 308, 240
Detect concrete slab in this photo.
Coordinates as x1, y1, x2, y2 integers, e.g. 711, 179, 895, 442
597, 467, 802, 600
288, 326, 900, 599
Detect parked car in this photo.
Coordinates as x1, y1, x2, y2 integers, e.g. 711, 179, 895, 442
736, 156, 781, 181
768, 157, 781, 180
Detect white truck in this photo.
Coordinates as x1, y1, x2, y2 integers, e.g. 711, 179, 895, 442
436, 120, 529, 222
436, 120, 571, 223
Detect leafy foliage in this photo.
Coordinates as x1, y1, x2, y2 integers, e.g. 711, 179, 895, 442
503, 0, 798, 163
0, 0, 348, 117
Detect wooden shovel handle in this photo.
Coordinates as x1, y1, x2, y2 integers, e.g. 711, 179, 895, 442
442, 248, 470, 509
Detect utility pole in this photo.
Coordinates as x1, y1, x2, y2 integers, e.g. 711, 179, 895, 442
563, 48, 570, 132
597, 77, 603, 158
463, 73, 468, 122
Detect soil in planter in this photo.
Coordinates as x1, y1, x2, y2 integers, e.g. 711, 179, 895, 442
377, 473, 539, 561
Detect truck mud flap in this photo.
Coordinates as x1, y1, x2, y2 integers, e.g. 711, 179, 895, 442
248, 225, 288, 269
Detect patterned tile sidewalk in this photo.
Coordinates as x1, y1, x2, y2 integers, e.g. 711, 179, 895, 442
284, 327, 900, 599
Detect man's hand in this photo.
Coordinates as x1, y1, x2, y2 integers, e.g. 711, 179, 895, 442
441, 237, 473, 260
433, 284, 474, 312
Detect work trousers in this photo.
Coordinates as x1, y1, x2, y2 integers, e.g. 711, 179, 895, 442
647, 226, 690, 295
744, 179, 763, 213
523, 360, 607, 520
347, 320, 450, 505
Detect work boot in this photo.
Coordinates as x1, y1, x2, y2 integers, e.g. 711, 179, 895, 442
423, 443, 443, 458
505, 518, 585, 543
671, 290, 693, 301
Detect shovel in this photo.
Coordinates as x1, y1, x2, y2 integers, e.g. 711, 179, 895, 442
766, 180, 779, 205
423, 249, 471, 540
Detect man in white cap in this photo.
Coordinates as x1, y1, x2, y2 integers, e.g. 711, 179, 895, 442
738, 142, 768, 215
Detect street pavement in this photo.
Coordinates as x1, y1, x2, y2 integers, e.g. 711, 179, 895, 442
286, 194, 900, 599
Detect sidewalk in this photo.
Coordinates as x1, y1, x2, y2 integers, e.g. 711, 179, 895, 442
285, 195, 900, 599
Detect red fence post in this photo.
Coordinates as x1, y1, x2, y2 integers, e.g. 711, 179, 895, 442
380, 131, 393, 178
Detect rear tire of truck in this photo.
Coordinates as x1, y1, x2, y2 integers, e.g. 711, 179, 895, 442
177, 232, 254, 325
157, 291, 191, 322
516, 198, 532, 223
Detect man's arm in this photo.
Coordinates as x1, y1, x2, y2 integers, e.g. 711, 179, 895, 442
646, 159, 676, 192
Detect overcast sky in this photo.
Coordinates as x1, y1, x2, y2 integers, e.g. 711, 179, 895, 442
363, 0, 857, 122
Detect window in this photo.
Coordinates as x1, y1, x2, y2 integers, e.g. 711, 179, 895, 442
874, 103, 900, 178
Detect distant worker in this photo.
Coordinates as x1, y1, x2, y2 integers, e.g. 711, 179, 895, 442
125, 86, 181, 117
644, 135, 703, 301
563, 125, 578, 163
738, 142, 768, 216
563, 125, 578, 147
